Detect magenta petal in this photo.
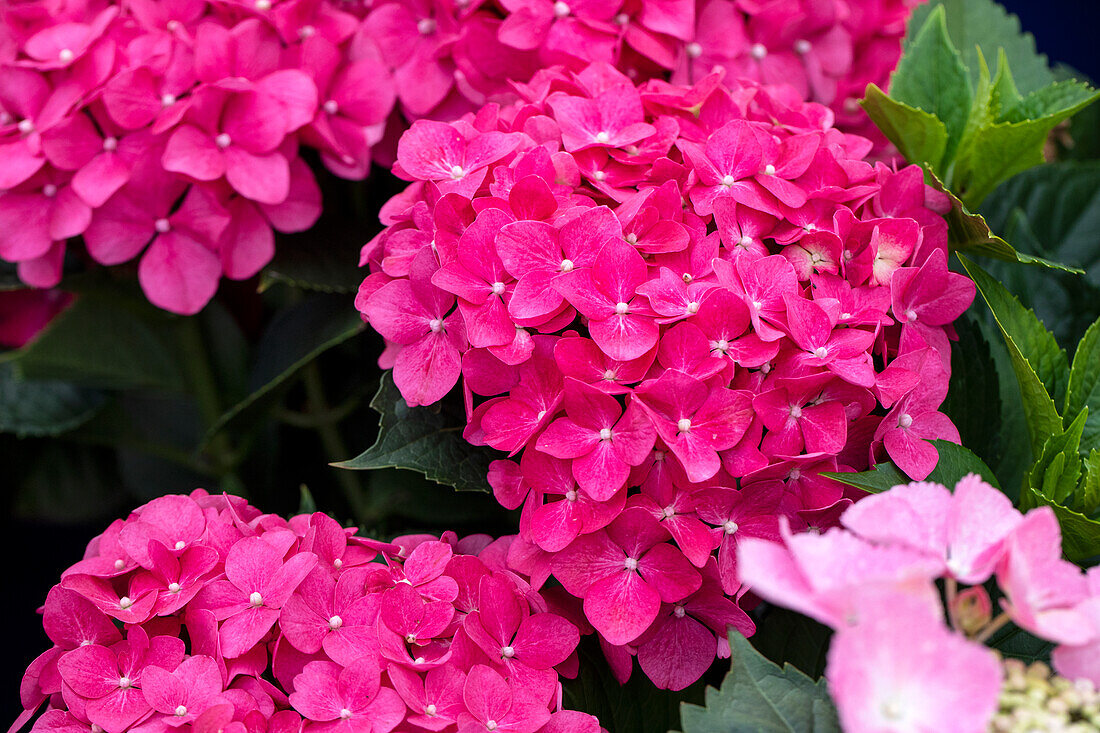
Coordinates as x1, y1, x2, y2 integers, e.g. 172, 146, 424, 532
162, 126, 225, 182
224, 148, 291, 205
638, 615, 715, 691
138, 233, 221, 315
584, 572, 660, 645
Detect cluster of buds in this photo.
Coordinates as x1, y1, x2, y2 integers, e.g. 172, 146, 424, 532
991, 660, 1100, 733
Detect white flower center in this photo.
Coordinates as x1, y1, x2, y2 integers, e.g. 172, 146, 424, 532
491, 281, 506, 295
174, 540, 186, 550
794, 39, 811, 54
595, 131, 610, 144
155, 218, 171, 233
323, 100, 338, 115
623, 557, 639, 571
723, 520, 739, 535
789, 467, 802, 480
904, 308, 918, 322
501, 646, 515, 658
406, 633, 417, 643
750, 43, 767, 60
789, 405, 802, 419
751, 300, 762, 310
565, 490, 577, 502
739, 235, 753, 248
560, 258, 574, 272
486, 722, 498, 732
417, 18, 437, 35
662, 505, 675, 519
114, 559, 126, 570
59, 48, 74, 62
118, 596, 133, 609
677, 418, 692, 433
813, 346, 828, 358
428, 318, 443, 333
898, 413, 913, 429
102, 136, 118, 152
599, 428, 613, 441
425, 704, 437, 716
333, 558, 343, 568
17, 119, 34, 135
840, 312, 851, 320
168, 582, 181, 593
449, 165, 465, 179
339, 709, 352, 720
215, 133, 232, 148
593, 170, 607, 181
880, 701, 903, 721
175, 706, 187, 717
536, 410, 547, 421
686, 42, 703, 58
249, 591, 263, 607
553, 1, 570, 17
329, 615, 343, 630
615, 301, 630, 315
602, 369, 617, 381
42, 184, 57, 197
161, 93, 176, 107
254, 0, 271, 10
686, 301, 700, 314
625, 233, 638, 245
673, 605, 686, 618
118, 676, 132, 689
298, 25, 315, 38
413, 656, 425, 665
721, 174, 736, 187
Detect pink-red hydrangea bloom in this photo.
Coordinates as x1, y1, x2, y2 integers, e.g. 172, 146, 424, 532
358, 61, 973, 689
739, 474, 1100, 731
1, 0, 919, 314
13, 492, 599, 733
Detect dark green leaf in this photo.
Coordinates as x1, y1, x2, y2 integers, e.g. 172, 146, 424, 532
1066, 319, 1100, 452
1027, 408, 1087, 507
10, 292, 185, 392
1079, 450, 1100, 517
888, 6, 973, 164
261, 232, 366, 294
298, 484, 317, 515
360, 468, 512, 528
908, 0, 1055, 96
202, 294, 364, 446
10, 441, 127, 523
986, 625, 1054, 665
678, 632, 839, 733
0, 363, 106, 437
750, 608, 832, 682
825, 440, 1001, 494
563, 637, 700, 733
940, 314, 1002, 466
336, 371, 498, 492
959, 256, 1065, 454
859, 85, 948, 172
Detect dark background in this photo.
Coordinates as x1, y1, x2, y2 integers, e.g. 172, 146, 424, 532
3, 0, 1098, 726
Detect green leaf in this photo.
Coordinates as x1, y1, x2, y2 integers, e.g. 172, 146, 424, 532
202, 294, 364, 446
860, 85, 948, 172
678, 632, 839, 733
261, 231, 366, 294
959, 256, 1065, 455
1021, 486, 1100, 563
10, 291, 186, 392
1027, 408, 1087, 507
908, 0, 1055, 96
1066, 319, 1100, 451
750, 608, 833, 682
0, 363, 106, 438
824, 440, 1000, 494
940, 314, 1002, 466
563, 637, 700, 733
1079, 451, 1100, 517
336, 371, 498, 492
952, 83, 1100, 207
985, 625, 1054, 665
888, 5, 973, 164
927, 173, 1081, 273
298, 484, 317, 515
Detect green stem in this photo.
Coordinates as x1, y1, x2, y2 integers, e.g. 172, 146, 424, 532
945, 577, 960, 631
179, 317, 244, 493
301, 359, 373, 522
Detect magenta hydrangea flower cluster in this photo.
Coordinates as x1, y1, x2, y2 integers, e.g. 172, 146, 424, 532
13, 491, 599, 733
356, 62, 976, 690
739, 474, 1100, 733
0, 0, 397, 314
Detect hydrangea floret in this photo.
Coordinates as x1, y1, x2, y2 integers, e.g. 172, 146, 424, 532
357, 60, 974, 690
738, 474, 1100, 732
12, 492, 599, 733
